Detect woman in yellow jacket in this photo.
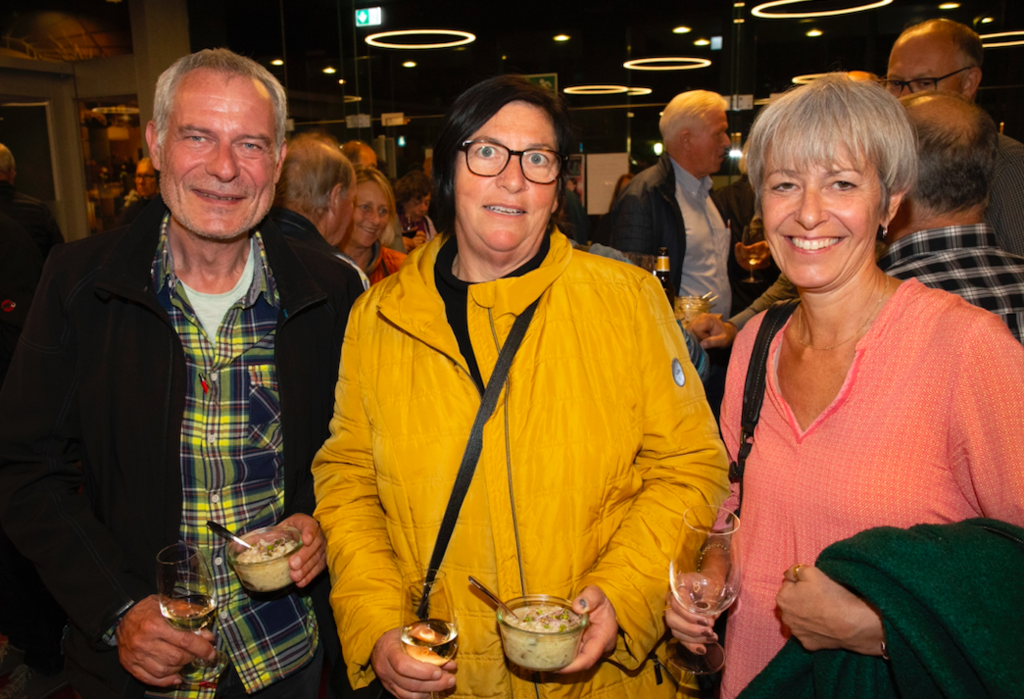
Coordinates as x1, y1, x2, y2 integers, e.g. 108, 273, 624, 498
312, 75, 729, 699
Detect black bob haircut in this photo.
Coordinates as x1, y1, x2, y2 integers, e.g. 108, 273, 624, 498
432, 75, 575, 237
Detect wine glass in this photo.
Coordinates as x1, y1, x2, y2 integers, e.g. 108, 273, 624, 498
668, 506, 741, 675
156, 542, 228, 681
739, 218, 770, 283
400, 570, 458, 698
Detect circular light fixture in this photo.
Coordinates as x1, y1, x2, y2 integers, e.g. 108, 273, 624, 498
654, 142, 664, 156
734, 18, 746, 23
344, 95, 362, 103
338, 79, 346, 85
271, 59, 284, 66
938, 2, 959, 8
554, 34, 570, 42
694, 38, 711, 46
806, 29, 823, 36
673, 26, 692, 34
564, 85, 629, 95
365, 29, 476, 49
402, 61, 417, 68
981, 17, 995, 24
981, 30, 1024, 47
91, 105, 140, 115
627, 87, 653, 95
752, 0, 892, 19
323, 67, 336, 74
792, 72, 830, 84
624, 57, 712, 70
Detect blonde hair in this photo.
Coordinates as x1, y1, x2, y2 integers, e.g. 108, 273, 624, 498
355, 165, 397, 247
275, 133, 354, 221
746, 74, 917, 216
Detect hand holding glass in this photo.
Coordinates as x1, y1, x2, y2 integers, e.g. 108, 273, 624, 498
400, 570, 458, 698
668, 506, 741, 674
156, 542, 227, 680
737, 218, 770, 283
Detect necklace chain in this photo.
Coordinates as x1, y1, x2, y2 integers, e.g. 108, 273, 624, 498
795, 276, 891, 351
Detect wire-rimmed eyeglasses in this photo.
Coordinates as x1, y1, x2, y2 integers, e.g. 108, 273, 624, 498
458, 140, 567, 185
880, 66, 973, 96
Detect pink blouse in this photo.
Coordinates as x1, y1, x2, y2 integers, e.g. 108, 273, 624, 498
718, 279, 1024, 698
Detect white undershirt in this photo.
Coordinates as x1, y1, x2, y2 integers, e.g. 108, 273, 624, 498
179, 238, 256, 341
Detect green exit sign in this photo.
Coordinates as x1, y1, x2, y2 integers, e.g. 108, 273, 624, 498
355, 7, 382, 27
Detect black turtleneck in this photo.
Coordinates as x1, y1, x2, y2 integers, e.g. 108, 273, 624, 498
434, 234, 550, 393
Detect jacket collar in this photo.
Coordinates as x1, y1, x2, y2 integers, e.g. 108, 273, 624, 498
376, 230, 573, 345
653, 154, 677, 197
94, 195, 326, 319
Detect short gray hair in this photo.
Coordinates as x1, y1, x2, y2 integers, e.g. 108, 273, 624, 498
274, 133, 355, 219
659, 90, 728, 144
0, 144, 14, 175
746, 74, 917, 216
902, 91, 996, 215
153, 48, 288, 151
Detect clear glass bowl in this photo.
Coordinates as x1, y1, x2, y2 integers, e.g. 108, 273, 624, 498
225, 525, 303, 592
496, 594, 588, 672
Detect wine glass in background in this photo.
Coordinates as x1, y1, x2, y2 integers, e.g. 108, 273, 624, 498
156, 542, 227, 681
668, 506, 741, 675
738, 217, 770, 283
400, 570, 458, 698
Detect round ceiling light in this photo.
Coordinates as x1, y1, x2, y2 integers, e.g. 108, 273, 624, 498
752, 0, 892, 19
673, 26, 692, 34
344, 95, 362, 103
791, 72, 829, 84
365, 29, 476, 49
624, 57, 712, 70
323, 67, 336, 74
981, 30, 1024, 47
938, 2, 959, 8
554, 34, 570, 42
627, 87, 653, 95
564, 85, 629, 95
271, 59, 284, 66
806, 29, 823, 37
403, 61, 417, 67
694, 38, 711, 46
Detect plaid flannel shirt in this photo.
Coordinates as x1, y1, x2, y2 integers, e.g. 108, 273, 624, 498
879, 223, 1024, 344
148, 216, 318, 697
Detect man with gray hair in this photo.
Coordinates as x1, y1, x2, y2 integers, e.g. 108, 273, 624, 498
0, 143, 64, 260
269, 132, 368, 288
884, 17, 1024, 256
0, 48, 363, 698
600, 90, 732, 316
882, 91, 1024, 343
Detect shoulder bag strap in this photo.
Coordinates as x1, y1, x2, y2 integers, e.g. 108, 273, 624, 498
728, 298, 800, 516
417, 296, 542, 615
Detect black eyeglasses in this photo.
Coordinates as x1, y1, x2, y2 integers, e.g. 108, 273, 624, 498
881, 66, 973, 95
458, 140, 567, 185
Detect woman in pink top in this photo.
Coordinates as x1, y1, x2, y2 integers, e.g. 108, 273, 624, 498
665, 74, 1024, 698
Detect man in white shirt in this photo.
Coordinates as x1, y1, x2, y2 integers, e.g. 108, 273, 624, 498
601, 91, 732, 314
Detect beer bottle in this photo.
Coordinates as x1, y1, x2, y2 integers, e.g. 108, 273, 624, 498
654, 247, 674, 308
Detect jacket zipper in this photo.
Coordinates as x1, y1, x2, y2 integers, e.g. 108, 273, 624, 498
488, 309, 540, 699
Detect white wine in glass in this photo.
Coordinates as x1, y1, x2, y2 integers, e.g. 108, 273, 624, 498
668, 506, 741, 675
400, 570, 458, 696
156, 542, 228, 680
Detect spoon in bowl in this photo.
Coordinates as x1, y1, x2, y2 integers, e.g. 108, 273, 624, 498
468, 576, 516, 618
207, 520, 252, 549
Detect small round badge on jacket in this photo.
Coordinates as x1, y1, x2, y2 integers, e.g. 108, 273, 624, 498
1, 300, 15, 313
672, 358, 685, 387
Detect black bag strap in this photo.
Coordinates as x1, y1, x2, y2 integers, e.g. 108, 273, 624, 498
416, 296, 542, 616
728, 299, 800, 516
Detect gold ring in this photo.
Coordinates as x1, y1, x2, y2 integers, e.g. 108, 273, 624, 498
793, 564, 804, 579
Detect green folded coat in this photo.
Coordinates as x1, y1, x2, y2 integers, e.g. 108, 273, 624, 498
737, 518, 1024, 699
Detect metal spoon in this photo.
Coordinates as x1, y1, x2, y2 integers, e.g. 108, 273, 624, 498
468, 576, 516, 618
207, 520, 251, 549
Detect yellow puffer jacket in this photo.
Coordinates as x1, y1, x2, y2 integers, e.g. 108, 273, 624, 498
313, 232, 729, 699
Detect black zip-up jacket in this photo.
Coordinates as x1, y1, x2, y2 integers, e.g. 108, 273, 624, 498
0, 196, 363, 698
596, 155, 688, 292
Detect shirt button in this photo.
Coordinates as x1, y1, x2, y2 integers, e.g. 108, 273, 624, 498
214, 557, 223, 566
211, 494, 220, 504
